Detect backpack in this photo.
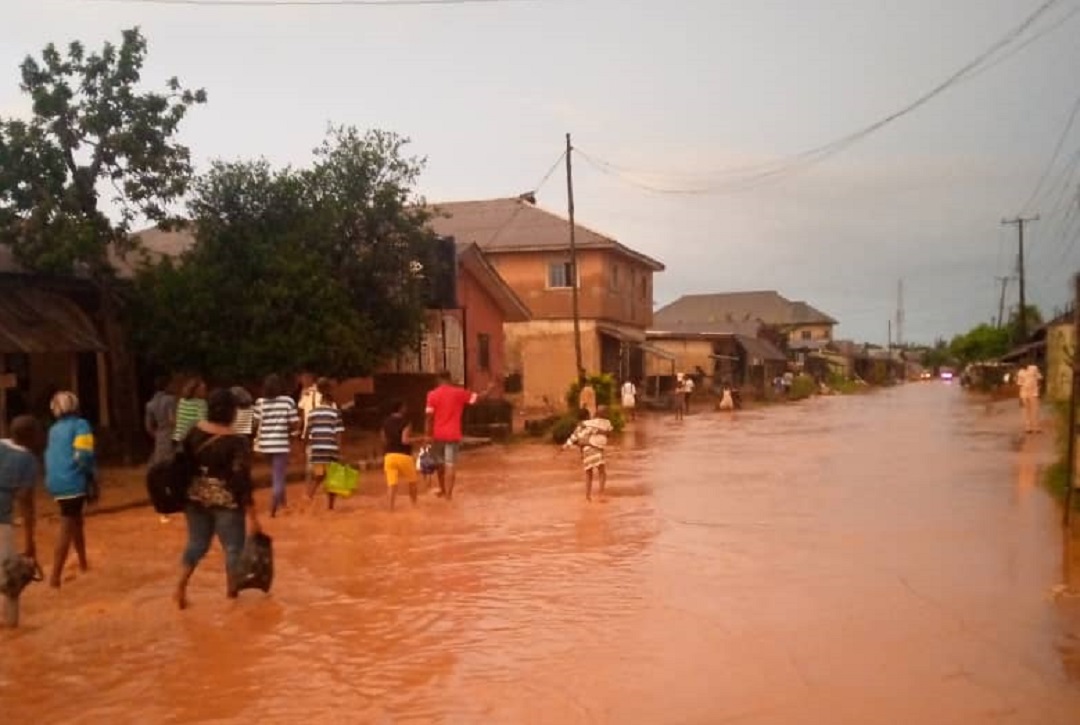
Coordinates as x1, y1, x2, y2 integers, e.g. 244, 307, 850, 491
145, 435, 219, 514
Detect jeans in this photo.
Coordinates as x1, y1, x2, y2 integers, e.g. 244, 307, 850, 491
182, 504, 246, 584
270, 452, 289, 513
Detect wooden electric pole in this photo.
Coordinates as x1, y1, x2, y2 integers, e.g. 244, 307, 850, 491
566, 133, 584, 381
1066, 272, 1080, 527
1002, 215, 1039, 340
995, 275, 1011, 329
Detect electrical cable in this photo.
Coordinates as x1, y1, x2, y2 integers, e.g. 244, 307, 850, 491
484, 149, 565, 246
77, 0, 537, 6
1021, 88, 1080, 214
576, 0, 1069, 195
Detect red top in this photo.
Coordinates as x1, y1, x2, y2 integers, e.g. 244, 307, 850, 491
426, 384, 477, 442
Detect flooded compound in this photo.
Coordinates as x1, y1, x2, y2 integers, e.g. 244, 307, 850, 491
3, 383, 1080, 724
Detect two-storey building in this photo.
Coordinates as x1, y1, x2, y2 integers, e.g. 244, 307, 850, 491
430, 195, 665, 409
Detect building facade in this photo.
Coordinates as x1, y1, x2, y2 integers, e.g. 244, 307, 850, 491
430, 196, 665, 409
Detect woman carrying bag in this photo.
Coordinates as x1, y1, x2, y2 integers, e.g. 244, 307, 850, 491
175, 388, 264, 610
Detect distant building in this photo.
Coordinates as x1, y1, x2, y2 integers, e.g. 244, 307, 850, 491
654, 291, 837, 357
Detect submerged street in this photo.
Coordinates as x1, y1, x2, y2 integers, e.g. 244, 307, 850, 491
3, 382, 1080, 724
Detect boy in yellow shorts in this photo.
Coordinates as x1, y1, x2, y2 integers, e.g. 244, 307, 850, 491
382, 400, 418, 510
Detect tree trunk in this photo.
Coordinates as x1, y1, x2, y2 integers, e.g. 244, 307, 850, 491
98, 285, 141, 464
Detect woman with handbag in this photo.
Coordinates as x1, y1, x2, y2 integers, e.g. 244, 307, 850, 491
175, 388, 263, 610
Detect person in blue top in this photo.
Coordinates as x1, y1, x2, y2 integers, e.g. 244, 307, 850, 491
44, 391, 96, 589
0, 415, 44, 627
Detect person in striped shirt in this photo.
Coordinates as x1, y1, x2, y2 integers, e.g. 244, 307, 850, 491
305, 378, 345, 510
230, 385, 255, 439
253, 374, 300, 517
173, 377, 208, 444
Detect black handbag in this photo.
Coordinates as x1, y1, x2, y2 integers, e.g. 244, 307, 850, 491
234, 532, 274, 593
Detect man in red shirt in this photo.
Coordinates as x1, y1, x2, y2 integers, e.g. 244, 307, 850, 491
425, 371, 492, 500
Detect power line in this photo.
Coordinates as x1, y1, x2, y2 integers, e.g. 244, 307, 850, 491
576, 0, 1069, 195
78, 0, 536, 6
483, 149, 565, 246
1021, 88, 1080, 213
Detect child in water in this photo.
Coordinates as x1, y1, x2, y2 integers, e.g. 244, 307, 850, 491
563, 406, 613, 502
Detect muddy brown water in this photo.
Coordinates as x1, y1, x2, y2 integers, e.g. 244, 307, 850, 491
3, 383, 1080, 723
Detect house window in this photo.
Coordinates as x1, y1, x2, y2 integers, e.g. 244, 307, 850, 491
547, 260, 575, 289
640, 277, 648, 302
801, 330, 813, 341
478, 333, 491, 372
611, 263, 620, 291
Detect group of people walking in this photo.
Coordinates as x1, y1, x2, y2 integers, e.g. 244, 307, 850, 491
0, 391, 97, 626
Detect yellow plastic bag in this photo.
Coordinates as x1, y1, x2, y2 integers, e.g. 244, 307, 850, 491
324, 462, 360, 497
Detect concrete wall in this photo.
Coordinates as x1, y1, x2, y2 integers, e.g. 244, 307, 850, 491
503, 319, 601, 409
645, 339, 714, 378
1047, 323, 1074, 402
485, 248, 655, 328
457, 264, 510, 392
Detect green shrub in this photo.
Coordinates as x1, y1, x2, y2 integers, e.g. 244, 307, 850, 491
551, 413, 580, 444
827, 372, 861, 395
565, 372, 619, 410
788, 374, 817, 401
551, 376, 627, 444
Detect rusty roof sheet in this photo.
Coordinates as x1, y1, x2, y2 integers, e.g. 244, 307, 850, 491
0, 286, 106, 354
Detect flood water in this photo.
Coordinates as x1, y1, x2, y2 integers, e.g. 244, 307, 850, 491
3, 383, 1080, 723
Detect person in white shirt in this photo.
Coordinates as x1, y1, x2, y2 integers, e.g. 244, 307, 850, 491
621, 380, 637, 421
1016, 362, 1043, 434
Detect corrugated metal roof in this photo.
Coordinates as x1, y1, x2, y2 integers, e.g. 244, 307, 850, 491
736, 335, 787, 362
655, 291, 836, 329
0, 286, 106, 353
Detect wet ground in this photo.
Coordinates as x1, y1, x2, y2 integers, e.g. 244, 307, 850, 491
3, 382, 1080, 724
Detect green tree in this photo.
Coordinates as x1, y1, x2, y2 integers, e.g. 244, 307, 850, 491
0, 28, 205, 451
1008, 304, 1043, 344
920, 337, 953, 370
131, 127, 442, 381
949, 324, 1011, 365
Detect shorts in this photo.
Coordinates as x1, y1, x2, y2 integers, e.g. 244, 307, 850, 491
431, 441, 460, 467
622, 396, 636, 409
384, 453, 418, 487
58, 496, 86, 517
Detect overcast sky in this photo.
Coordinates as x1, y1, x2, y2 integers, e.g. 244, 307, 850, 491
3, 0, 1079, 344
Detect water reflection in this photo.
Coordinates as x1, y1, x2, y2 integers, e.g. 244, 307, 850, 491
4, 384, 1080, 723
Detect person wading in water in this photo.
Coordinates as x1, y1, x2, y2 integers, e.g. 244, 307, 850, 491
424, 371, 495, 500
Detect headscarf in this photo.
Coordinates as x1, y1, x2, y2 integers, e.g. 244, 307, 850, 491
49, 391, 80, 418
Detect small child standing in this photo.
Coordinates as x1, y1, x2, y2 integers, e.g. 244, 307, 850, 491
563, 406, 614, 502
382, 400, 419, 510
305, 379, 345, 510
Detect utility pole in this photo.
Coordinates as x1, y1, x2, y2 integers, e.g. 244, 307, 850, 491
1002, 215, 1039, 340
565, 133, 584, 381
895, 279, 904, 349
995, 276, 1011, 329
1065, 271, 1080, 527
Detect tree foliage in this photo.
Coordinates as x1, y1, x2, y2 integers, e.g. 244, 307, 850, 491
920, 338, 953, 370
0, 27, 205, 277
949, 324, 1011, 366
131, 127, 443, 381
